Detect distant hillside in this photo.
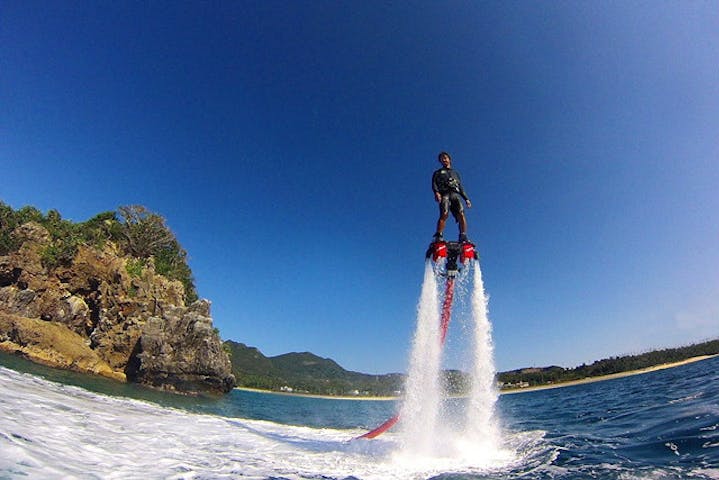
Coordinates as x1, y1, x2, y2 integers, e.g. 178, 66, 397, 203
224, 342, 275, 377
224, 341, 403, 396
497, 338, 719, 388
226, 338, 719, 397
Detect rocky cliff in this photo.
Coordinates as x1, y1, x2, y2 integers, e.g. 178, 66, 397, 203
0, 221, 235, 395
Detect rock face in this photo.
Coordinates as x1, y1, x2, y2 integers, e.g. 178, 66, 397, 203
0, 313, 125, 381
0, 222, 235, 395
126, 300, 235, 393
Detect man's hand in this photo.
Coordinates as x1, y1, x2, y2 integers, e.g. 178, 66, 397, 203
434, 192, 441, 202
466, 199, 472, 208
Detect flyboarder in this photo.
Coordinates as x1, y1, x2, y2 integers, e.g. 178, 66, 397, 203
356, 151, 480, 441
432, 151, 472, 242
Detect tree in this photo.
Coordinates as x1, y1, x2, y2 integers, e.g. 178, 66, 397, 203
117, 205, 197, 303
117, 205, 175, 258
0, 201, 21, 255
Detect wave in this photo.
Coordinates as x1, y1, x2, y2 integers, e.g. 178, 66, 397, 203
0, 364, 545, 479
2, 354, 718, 479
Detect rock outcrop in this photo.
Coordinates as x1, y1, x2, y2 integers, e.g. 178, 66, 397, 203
0, 222, 235, 395
0, 313, 125, 381
126, 300, 236, 393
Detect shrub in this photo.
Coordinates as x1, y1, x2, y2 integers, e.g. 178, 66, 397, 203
117, 205, 197, 303
79, 211, 120, 249
125, 258, 146, 278
0, 203, 198, 304
117, 205, 174, 258
40, 240, 80, 269
0, 201, 22, 255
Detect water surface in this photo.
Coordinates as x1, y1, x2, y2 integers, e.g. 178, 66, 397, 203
1, 352, 717, 479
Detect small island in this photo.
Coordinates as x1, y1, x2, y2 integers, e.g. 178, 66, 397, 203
0, 203, 234, 395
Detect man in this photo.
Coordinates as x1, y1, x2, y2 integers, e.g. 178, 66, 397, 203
432, 151, 472, 242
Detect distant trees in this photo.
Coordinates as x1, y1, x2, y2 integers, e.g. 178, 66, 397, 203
224, 341, 405, 396
223, 337, 719, 397
0, 202, 197, 303
498, 339, 719, 388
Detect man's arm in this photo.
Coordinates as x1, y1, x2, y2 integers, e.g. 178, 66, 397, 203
432, 171, 441, 202
455, 171, 472, 207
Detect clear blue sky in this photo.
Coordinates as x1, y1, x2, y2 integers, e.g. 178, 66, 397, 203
2, 2, 717, 374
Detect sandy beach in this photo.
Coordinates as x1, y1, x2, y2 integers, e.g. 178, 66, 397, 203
236, 386, 397, 401
235, 354, 718, 400
500, 354, 719, 395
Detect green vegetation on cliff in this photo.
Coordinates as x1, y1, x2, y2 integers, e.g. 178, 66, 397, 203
0, 202, 234, 394
0, 203, 196, 303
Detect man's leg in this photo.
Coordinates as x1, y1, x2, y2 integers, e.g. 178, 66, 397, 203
435, 214, 448, 238
457, 212, 468, 242
458, 212, 467, 236
450, 195, 468, 241
435, 196, 449, 239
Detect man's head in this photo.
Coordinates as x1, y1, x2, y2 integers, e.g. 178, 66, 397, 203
438, 151, 452, 168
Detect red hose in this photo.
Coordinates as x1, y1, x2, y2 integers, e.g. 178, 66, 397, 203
356, 413, 400, 439
439, 278, 455, 345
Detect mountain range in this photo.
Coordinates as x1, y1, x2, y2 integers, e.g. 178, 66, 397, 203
224, 341, 404, 396
225, 338, 719, 397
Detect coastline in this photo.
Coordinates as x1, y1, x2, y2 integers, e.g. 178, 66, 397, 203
235, 354, 718, 400
499, 354, 719, 395
236, 386, 397, 401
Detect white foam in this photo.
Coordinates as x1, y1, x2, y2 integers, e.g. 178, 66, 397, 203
0, 365, 529, 479
466, 262, 501, 447
397, 261, 442, 455
394, 258, 509, 464
0, 260, 519, 479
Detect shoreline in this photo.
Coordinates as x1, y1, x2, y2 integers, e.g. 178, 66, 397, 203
236, 386, 397, 401
235, 354, 718, 401
499, 354, 718, 395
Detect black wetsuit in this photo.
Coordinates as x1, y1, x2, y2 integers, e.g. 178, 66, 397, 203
432, 167, 469, 220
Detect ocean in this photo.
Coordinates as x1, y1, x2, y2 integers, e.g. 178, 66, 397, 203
0, 351, 717, 479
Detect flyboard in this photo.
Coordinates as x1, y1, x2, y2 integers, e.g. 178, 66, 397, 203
355, 240, 478, 440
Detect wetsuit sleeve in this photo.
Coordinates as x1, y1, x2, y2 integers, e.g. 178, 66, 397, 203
459, 186, 469, 202
456, 171, 470, 201
432, 171, 440, 195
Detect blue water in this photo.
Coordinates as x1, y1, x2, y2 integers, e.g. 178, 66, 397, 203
1, 352, 718, 479
497, 357, 719, 479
